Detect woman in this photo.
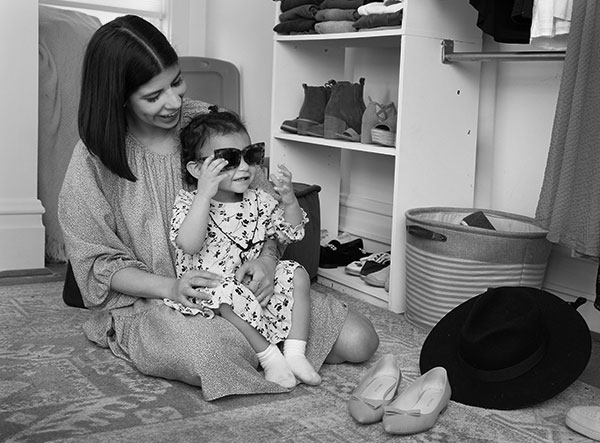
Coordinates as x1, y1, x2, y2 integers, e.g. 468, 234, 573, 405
59, 15, 379, 401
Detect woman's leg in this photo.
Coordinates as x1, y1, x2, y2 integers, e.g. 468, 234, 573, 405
325, 307, 379, 364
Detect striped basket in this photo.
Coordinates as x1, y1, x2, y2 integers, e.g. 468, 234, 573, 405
404, 207, 552, 329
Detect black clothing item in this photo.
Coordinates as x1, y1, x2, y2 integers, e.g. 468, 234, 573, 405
470, 0, 533, 44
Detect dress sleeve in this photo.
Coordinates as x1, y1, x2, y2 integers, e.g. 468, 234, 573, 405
170, 189, 194, 247
258, 189, 308, 245
58, 142, 148, 310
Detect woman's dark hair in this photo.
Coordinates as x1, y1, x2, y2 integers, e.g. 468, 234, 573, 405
78, 15, 179, 181
180, 106, 248, 186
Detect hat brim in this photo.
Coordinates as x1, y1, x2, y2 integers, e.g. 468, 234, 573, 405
419, 287, 591, 410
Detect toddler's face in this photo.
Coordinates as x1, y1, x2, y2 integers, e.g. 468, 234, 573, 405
201, 132, 259, 199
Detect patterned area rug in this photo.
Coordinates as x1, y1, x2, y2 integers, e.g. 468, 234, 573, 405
1, 281, 599, 443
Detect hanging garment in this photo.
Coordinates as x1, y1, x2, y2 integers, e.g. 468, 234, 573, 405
535, 0, 600, 258
469, 0, 533, 43
530, 0, 573, 50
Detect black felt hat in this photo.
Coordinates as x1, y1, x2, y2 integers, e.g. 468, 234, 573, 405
419, 286, 591, 410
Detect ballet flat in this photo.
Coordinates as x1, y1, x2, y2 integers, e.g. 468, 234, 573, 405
348, 354, 402, 424
382, 366, 451, 435
566, 406, 600, 441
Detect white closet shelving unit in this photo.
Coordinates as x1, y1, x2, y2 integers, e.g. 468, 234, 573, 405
269, 0, 482, 312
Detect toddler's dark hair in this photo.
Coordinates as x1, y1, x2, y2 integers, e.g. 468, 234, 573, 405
180, 106, 248, 186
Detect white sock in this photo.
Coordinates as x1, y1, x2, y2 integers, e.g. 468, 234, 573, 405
256, 344, 297, 389
283, 339, 322, 386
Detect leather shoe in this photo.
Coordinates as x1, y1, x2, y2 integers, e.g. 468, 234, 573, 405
348, 354, 402, 424
566, 406, 600, 441
382, 366, 451, 435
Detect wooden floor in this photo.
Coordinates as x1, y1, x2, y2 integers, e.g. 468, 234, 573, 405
2, 261, 600, 390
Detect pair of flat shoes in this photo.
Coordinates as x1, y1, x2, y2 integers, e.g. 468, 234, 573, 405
348, 354, 451, 435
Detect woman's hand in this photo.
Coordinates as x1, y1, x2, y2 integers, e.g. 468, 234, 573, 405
235, 255, 277, 307
171, 269, 222, 308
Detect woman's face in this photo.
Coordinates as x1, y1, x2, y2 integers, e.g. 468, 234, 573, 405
126, 64, 187, 131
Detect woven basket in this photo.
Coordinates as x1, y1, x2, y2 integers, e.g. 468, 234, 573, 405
404, 207, 552, 329
371, 128, 396, 147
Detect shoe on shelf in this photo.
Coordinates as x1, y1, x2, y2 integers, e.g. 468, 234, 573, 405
348, 354, 402, 424
319, 238, 368, 268
363, 265, 390, 288
346, 251, 389, 276
281, 118, 318, 134
382, 366, 451, 435
566, 406, 600, 441
360, 97, 384, 144
281, 81, 335, 136
360, 251, 391, 276
370, 102, 397, 147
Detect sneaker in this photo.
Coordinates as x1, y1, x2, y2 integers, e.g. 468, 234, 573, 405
360, 251, 391, 277
345, 256, 369, 276
363, 265, 390, 288
345, 251, 389, 276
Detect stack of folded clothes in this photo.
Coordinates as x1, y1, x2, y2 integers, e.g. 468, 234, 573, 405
353, 0, 403, 31
314, 0, 364, 34
273, 0, 403, 35
273, 0, 324, 35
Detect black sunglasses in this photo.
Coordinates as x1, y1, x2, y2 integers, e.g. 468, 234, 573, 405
200, 142, 265, 171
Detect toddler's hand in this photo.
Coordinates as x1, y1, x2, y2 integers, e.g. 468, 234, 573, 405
193, 155, 229, 199
270, 164, 297, 206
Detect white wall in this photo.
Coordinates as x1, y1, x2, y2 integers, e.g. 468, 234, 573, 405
173, 0, 277, 147
0, 0, 45, 272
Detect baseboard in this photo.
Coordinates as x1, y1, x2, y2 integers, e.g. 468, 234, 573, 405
0, 198, 46, 271
0, 268, 53, 278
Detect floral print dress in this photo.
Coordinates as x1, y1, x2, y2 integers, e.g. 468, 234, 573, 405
166, 187, 308, 344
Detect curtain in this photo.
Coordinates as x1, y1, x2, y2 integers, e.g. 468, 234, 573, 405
535, 0, 600, 258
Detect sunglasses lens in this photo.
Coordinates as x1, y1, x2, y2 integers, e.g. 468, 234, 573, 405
244, 143, 265, 166
213, 148, 241, 170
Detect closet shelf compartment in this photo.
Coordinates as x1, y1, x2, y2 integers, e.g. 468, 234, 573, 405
274, 133, 397, 156
270, 0, 482, 313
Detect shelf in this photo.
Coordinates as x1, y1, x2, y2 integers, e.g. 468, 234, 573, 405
317, 267, 389, 309
274, 132, 396, 156
274, 28, 403, 48
270, 0, 482, 313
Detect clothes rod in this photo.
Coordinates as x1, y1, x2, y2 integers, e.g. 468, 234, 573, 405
441, 39, 565, 64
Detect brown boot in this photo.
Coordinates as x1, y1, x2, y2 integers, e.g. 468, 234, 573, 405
281, 80, 335, 136
323, 78, 366, 140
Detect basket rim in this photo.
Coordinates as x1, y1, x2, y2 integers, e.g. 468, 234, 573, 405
405, 206, 548, 239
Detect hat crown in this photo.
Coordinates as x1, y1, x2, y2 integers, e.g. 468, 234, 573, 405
458, 288, 546, 381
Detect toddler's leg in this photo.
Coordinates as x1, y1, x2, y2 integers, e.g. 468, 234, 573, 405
284, 268, 322, 386
219, 304, 296, 389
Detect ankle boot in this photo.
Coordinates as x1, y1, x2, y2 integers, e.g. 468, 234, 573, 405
323, 78, 366, 140
281, 80, 335, 135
